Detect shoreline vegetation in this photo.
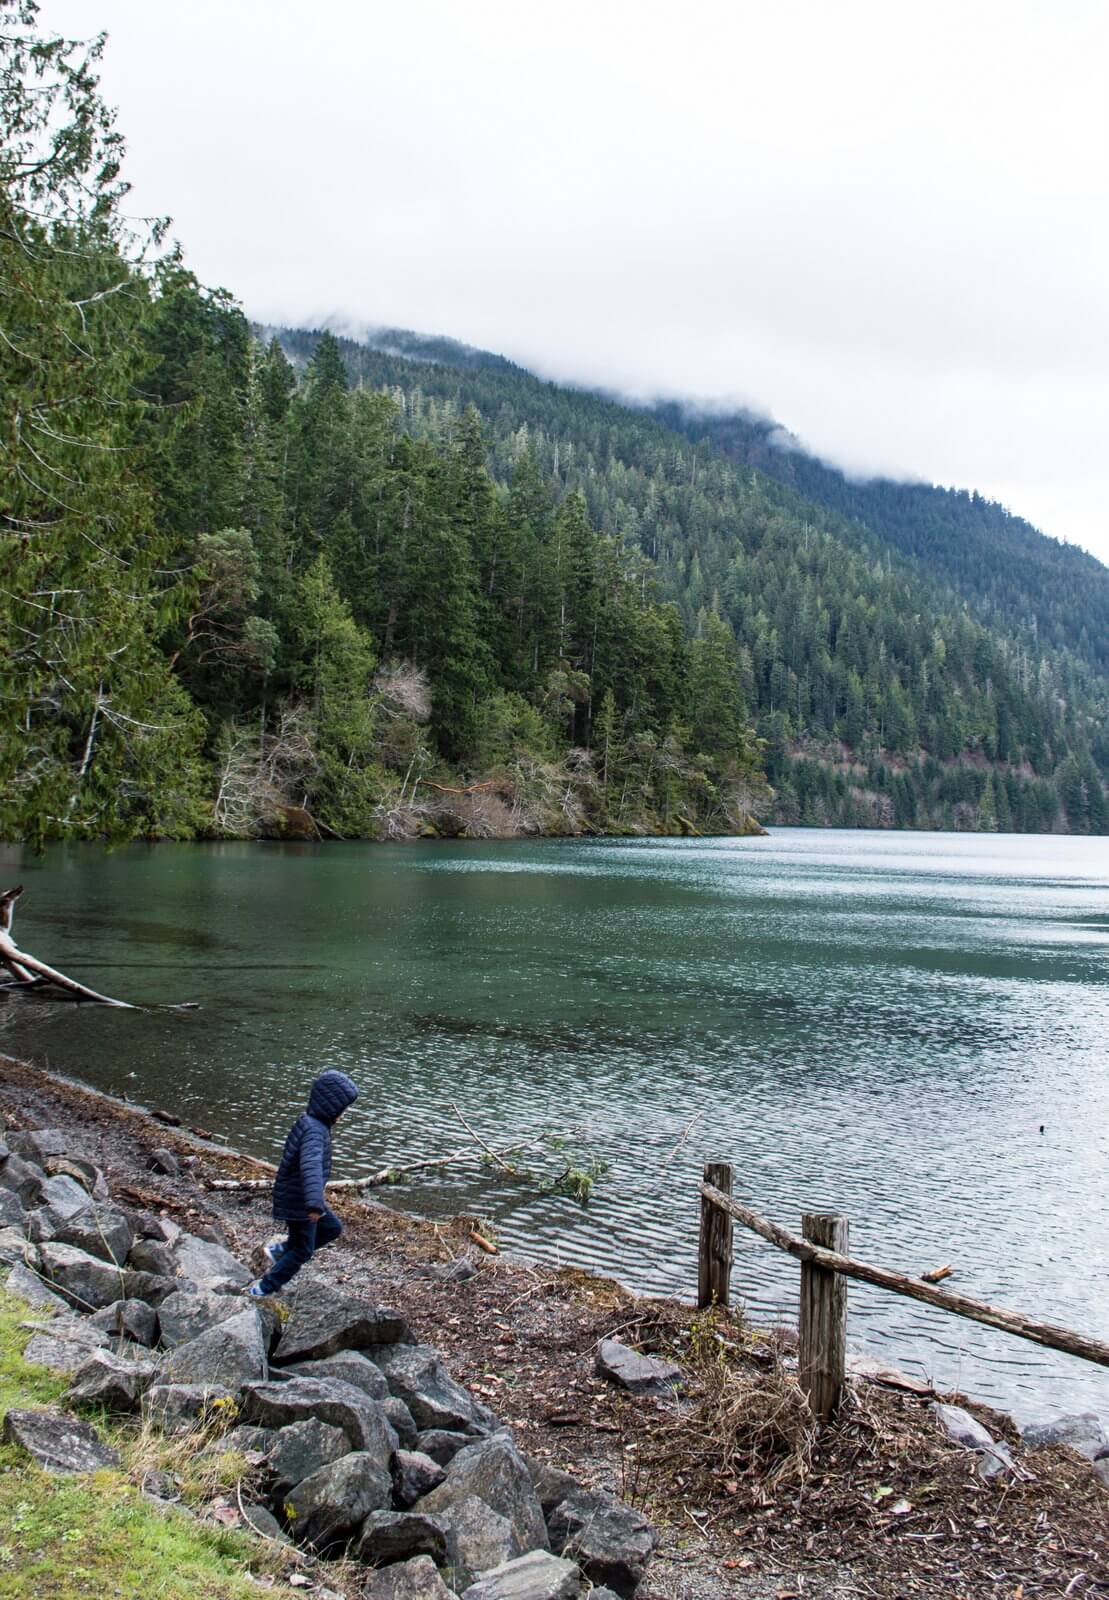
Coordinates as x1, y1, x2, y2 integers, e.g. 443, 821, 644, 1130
5, 11, 1109, 851
1, 1053, 1107, 1598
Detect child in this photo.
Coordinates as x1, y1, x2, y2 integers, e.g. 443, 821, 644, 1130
248, 1069, 359, 1297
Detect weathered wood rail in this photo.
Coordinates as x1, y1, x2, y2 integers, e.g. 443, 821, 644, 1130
698, 1164, 1109, 1419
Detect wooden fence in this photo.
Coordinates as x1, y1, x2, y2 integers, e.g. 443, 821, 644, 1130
698, 1163, 1109, 1419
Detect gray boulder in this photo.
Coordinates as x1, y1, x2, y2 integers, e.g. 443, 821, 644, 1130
932, 1402, 1015, 1479
438, 1495, 521, 1591
419, 1429, 476, 1467
25, 1206, 73, 1246
0, 1225, 30, 1265
242, 1376, 398, 1463
594, 1339, 681, 1398
194, 1222, 230, 1248
120, 1268, 179, 1306
56, 1205, 134, 1265
148, 1147, 181, 1176
132, 1212, 182, 1245
23, 1209, 62, 1248
24, 1313, 111, 1374
375, 1346, 496, 1435
547, 1491, 658, 1598
272, 1285, 413, 1364
2, 1407, 120, 1473
157, 1287, 248, 1347
37, 1173, 93, 1221
241, 1502, 290, 1543
285, 1450, 393, 1549
424, 1255, 479, 1285
1021, 1411, 1109, 1460
267, 1418, 351, 1494
282, 1349, 389, 1400
6, 1259, 68, 1311
356, 1509, 449, 1567
128, 1238, 177, 1277
7, 1128, 83, 1164
160, 1306, 267, 1393
523, 1458, 579, 1520
44, 1154, 110, 1201
0, 1152, 48, 1206
89, 1297, 159, 1347
203, 1423, 276, 1460
0, 1187, 24, 1227
420, 1433, 547, 1554
143, 1381, 237, 1433
363, 1556, 457, 1599
460, 1552, 583, 1600
66, 1348, 159, 1410
38, 1240, 129, 1310
23, 1176, 93, 1244
386, 1396, 420, 1449
170, 1231, 251, 1287
393, 1449, 447, 1508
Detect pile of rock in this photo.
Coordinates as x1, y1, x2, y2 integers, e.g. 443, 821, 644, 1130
0, 1127, 659, 1598
931, 1400, 1109, 1489
1021, 1412, 1109, 1488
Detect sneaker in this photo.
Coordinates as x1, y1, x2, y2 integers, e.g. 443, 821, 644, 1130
246, 1280, 269, 1298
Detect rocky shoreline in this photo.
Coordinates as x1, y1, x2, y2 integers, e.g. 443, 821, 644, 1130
1, 1116, 660, 1599
1, 1054, 1108, 1599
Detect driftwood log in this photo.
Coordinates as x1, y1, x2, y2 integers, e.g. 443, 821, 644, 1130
416, 778, 498, 797
701, 1182, 1109, 1371
0, 886, 134, 1007
207, 1129, 557, 1194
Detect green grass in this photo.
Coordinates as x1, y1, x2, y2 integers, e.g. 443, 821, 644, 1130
0, 1293, 69, 1412
0, 1276, 302, 1600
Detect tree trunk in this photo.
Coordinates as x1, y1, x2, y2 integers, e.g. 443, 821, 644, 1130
0, 886, 134, 1007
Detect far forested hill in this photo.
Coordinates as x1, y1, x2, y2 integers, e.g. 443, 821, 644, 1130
264, 323, 1109, 833
653, 400, 1109, 674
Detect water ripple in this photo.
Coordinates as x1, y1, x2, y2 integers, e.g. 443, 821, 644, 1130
2, 828, 1108, 1422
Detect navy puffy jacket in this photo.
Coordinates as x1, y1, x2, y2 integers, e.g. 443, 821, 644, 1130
272, 1070, 359, 1221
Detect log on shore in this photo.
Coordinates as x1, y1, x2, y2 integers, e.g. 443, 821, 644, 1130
0, 886, 134, 1007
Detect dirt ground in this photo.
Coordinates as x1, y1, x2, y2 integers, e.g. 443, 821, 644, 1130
2, 1052, 1107, 1600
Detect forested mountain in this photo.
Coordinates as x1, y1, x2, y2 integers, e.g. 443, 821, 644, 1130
652, 401, 1109, 675
263, 325, 1109, 835
3, 4, 1107, 846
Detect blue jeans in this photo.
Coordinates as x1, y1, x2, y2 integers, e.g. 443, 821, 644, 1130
259, 1208, 342, 1293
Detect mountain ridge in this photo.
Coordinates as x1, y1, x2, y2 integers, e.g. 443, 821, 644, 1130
259, 320, 1109, 834
267, 319, 1109, 674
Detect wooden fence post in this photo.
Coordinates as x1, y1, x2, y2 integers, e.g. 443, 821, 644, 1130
799, 1212, 849, 1419
698, 1162, 733, 1309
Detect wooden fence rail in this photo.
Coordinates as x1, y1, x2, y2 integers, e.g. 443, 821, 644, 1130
697, 1165, 1109, 1419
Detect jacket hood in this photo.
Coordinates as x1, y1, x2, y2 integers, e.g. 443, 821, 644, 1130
307, 1070, 359, 1124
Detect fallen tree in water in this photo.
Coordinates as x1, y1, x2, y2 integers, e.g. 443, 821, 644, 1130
0, 886, 135, 1008
208, 1108, 608, 1203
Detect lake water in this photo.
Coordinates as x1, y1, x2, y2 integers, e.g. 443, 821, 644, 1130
2, 828, 1108, 1423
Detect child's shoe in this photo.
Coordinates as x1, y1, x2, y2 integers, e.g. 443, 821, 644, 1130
246, 1280, 269, 1298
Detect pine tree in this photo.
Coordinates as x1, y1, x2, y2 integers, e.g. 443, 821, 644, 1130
0, 2, 205, 843
687, 609, 744, 756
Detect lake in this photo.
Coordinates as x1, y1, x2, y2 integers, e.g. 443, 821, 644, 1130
2, 828, 1107, 1423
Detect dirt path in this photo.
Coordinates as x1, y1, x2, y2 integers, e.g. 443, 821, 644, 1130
3, 1053, 1107, 1599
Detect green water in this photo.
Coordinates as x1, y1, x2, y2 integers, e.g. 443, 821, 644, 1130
2, 828, 1108, 1422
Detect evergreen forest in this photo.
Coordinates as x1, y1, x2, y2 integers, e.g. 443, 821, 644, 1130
3, 3, 1108, 846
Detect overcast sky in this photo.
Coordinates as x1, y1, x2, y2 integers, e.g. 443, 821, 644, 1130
47, 0, 1109, 562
